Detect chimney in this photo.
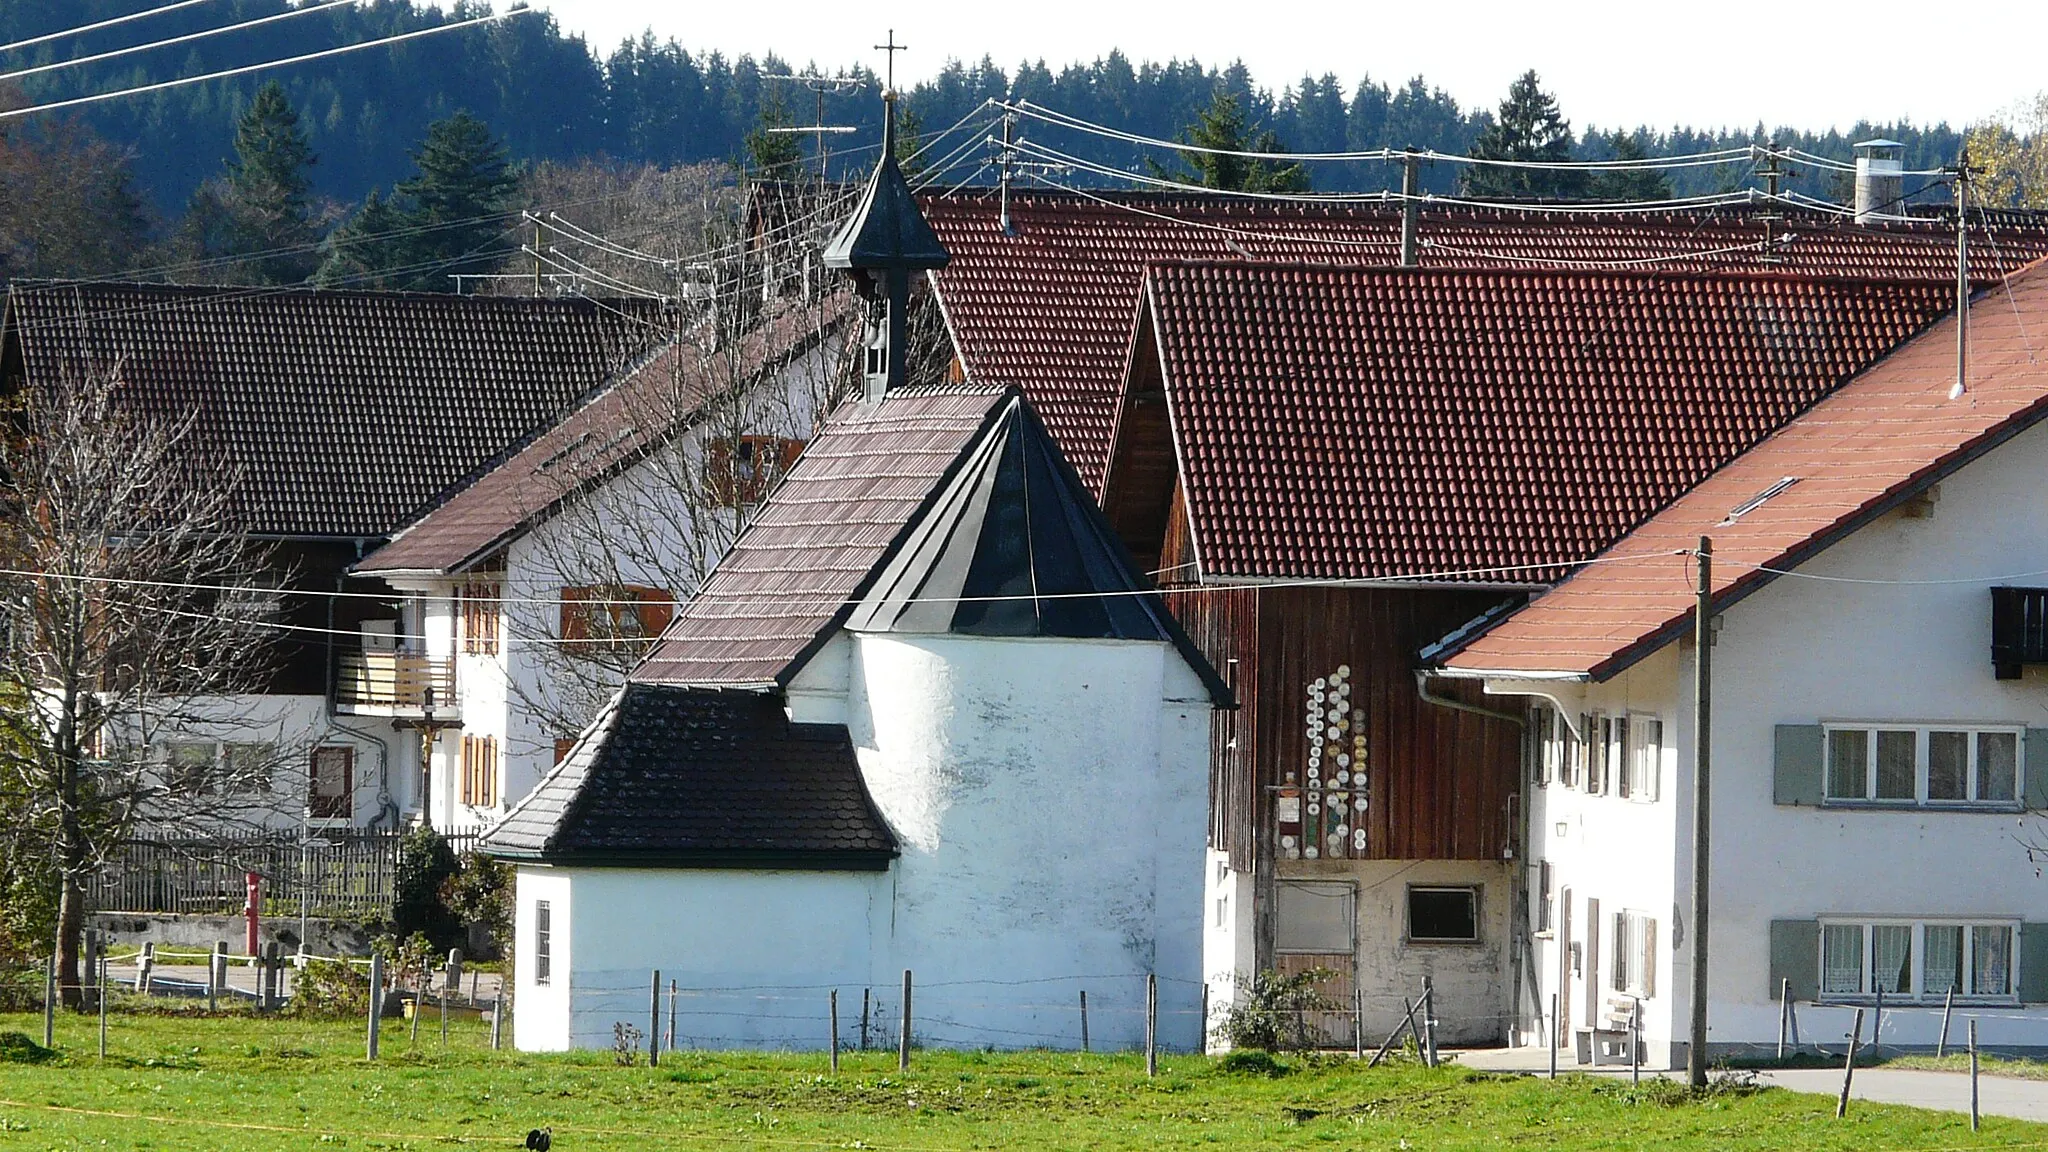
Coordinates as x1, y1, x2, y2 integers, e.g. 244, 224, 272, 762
822, 92, 951, 404
1854, 139, 1904, 224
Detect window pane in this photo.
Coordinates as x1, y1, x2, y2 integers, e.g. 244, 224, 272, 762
1409, 887, 1478, 941
1823, 924, 1865, 995
1876, 731, 1917, 800
1925, 925, 1963, 995
1928, 731, 1969, 800
1979, 732, 2018, 803
1973, 925, 2013, 997
1871, 925, 1913, 994
1828, 730, 1869, 799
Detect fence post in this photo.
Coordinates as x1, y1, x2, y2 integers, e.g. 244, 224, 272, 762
1548, 992, 1558, 1079
829, 990, 840, 1074
1145, 972, 1158, 1077
860, 988, 870, 1051
98, 957, 108, 1059
1421, 977, 1437, 1068
1969, 1018, 1980, 1132
367, 953, 383, 1061
490, 984, 504, 1051
1353, 986, 1365, 1060
1200, 983, 1210, 1055
1836, 1007, 1865, 1119
898, 970, 913, 1072
208, 942, 223, 1012
1630, 998, 1641, 1085
42, 954, 54, 1048
1938, 986, 1955, 1059
135, 942, 154, 994
1777, 978, 1790, 1059
647, 970, 660, 1068
1368, 997, 1414, 1068
1872, 985, 1883, 1053
83, 930, 100, 1013
1079, 990, 1089, 1053
667, 978, 677, 1053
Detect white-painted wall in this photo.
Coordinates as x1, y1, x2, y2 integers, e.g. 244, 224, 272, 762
1202, 849, 1255, 1050
1493, 418, 2048, 1057
146, 693, 403, 831
517, 629, 1215, 1053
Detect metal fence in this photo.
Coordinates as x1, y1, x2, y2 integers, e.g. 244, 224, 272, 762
88, 828, 481, 919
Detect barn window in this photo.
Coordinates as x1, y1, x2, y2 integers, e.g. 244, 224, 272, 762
1408, 886, 1479, 943
534, 900, 552, 986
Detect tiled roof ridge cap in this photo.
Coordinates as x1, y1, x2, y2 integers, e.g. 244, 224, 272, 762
7, 278, 670, 308
1139, 257, 1972, 290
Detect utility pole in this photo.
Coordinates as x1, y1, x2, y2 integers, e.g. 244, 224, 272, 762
1399, 150, 1421, 267
999, 106, 1017, 234
1755, 149, 1785, 264
764, 75, 864, 188
1952, 148, 1975, 400
1687, 535, 1713, 1089
532, 215, 544, 297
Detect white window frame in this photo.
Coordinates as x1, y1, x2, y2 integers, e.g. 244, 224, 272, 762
1821, 723, 2024, 810
1816, 917, 2020, 1004
533, 899, 553, 986
1611, 909, 1657, 998
1584, 712, 1608, 795
1623, 714, 1662, 803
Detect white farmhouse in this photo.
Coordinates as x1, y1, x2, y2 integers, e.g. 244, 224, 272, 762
1431, 259, 2048, 1063
482, 113, 1231, 1052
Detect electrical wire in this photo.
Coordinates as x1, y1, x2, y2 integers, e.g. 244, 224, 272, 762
0, 0, 357, 84
0, 0, 217, 56
0, 7, 529, 122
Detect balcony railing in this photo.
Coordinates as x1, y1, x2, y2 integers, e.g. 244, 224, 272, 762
1991, 587, 2048, 680
335, 649, 457, 718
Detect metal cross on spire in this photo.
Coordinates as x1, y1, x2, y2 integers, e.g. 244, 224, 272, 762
874, 29, 907, 93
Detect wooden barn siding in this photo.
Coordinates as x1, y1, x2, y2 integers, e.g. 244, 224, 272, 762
1170, 584, 1525, 865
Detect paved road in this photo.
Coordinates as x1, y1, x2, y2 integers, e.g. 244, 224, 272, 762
1453, 1047, 2048, 1122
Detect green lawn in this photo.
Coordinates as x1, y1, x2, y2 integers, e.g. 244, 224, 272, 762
0, 1011, 2031, 1150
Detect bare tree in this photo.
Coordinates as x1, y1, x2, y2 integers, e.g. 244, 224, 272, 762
0, 364, 288, 1005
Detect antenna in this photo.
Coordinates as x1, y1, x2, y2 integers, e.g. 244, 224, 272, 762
765, 74, 865, 187
1950, 148, 1979, 401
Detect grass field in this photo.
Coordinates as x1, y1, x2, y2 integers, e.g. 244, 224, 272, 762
0, 1011, 2034, 1150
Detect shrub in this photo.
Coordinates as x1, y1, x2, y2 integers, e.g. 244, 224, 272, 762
441, 850, 512, 959
392, 828, 461, 948
1216, 1048, 1292, 1077
0, 1031, 53, 1064
285, 957, 370, 1019
1219, 968, 1339, 1054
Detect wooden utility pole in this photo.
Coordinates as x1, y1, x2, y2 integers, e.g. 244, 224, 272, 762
1687, 535, 1713, 1089
1953, 149, 1973, 400
1399, 151, 1421, 267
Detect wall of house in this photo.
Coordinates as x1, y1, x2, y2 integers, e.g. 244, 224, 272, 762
149, 694, 401, 831
1497, 418, 2048, 1058
1202, 849, 1255, 1049
514, 864, 887, 1051
787, 630, 1213, 1052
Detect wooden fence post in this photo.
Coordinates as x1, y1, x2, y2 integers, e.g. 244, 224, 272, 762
1547, 992, 1558, 1079
1369, 998, 1415, 1068
860, 988, 870, 1051
97, 957, 108, 1059
667, 978, 677, 1053
367, 953, 383, 1061
1872, 985, 1884, 1053
1969, 1018, 1980, 1132
897, 970, 912, 1072
647, 970, 660, 1068
1937, 986, 1955, 1059
1777, 978, 1790, 1059
42, 954, 54, 1048
1079, 990, 1089, 1053
208, 942, 224, 1012
1630, 998, 1641, 1085
1421, 977, 1438, 1068
1145, 973, 1158, 1077
1353, 986, 1365, 1060
1836, 1007, 1865, 1119
1200, 983, 1210, 1055
829, 990, 840, 1074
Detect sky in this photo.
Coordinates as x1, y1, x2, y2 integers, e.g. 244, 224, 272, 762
509, 0, 2048, 134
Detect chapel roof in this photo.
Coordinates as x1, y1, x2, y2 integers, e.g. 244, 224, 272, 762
479, 682, 896, 868
921, 188, 2048, 493
0, 281, 667, 538
1108, 261, 1958, 584
1433, 257, 2048, 680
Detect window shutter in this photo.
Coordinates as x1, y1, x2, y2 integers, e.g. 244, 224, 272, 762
560, 587, 589, 642
635, 587, 675, 638
1769, 919, 1820, 1001
2026, 730, 2048, 810
2023, 923, 2048, 1003
1773, 725, 1825, 806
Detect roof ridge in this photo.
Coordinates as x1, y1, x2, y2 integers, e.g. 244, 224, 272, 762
1138, 258, 1976, 289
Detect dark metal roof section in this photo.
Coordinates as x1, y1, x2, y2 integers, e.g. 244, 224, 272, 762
480, 683, 896, 869
847, 393, 1234, 703
822, 102, 950, 274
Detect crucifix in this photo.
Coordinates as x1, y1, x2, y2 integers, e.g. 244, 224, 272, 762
874, 29, 907, 92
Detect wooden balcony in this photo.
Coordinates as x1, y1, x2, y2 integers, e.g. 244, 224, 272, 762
1991, 587, 2048, 680
335, 650, 458, 719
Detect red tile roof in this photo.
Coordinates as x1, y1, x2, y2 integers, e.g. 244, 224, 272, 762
923, 190, 2048, 493
633, 386, 1008, 687
1437, 258, 2048, 679
1126, 261, 1956, 582
356, 294, 853, 577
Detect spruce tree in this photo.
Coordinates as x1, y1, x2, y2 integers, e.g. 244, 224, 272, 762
1158, 90, 1310, 193
394, 111, 520, 281
181, 81, 321, 284
1462, 70, 1586, 200
743, 91, 805, 179
316, 188, 409, 289
1588, 130, 1672, 202
895, 105, 926, 180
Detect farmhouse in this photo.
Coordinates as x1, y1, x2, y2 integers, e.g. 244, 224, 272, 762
1431, 257, 2048, 1062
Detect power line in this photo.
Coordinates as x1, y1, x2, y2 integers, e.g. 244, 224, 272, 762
0, 0, 357, 84
0, 0, 217, 57
0, 7, 529, 122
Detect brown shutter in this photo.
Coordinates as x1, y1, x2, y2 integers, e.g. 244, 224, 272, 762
560, 587, 590, 642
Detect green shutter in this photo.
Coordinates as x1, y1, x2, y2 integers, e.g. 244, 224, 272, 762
1773, 725, 1825, 806
2022, 924, 2048, 1003
1769, 919, 1820, 1001
2026, 730, 2048, 810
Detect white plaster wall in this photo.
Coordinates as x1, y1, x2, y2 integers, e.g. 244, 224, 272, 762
1202, 849, 1255, 1051
148, 694, 401, 831
1500, 418, 2048, 1055
845, 632, 1213, 1052
517, 866, 887, 1051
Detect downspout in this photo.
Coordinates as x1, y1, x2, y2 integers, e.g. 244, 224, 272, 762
1413, 670, 1526, 728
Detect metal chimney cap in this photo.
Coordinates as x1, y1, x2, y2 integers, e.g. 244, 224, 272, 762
1854, 138, 1904, 154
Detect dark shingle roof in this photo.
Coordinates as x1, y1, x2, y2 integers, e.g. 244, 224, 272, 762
356, 293, 854, 576
1113, 262, 1957, 583
1439, 258, 2048, 680
635, 386, 1009, 687
480, 683, 895, 868
2, 281, 666, 537
923, 190, 2048, 492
